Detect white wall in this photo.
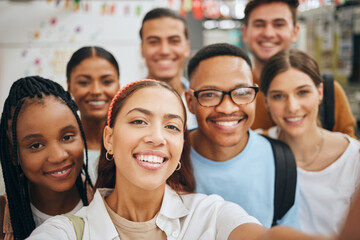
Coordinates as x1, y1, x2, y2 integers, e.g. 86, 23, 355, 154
0, 0, 174, 111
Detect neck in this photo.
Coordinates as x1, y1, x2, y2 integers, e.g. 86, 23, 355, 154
279, 126, 324, 168
148, 74, 185, 96
190, 130, 249, 162
29, 183, 80, 215
252, 60, 264, 85
81, 115, 106, 150
106, 182, 165, 222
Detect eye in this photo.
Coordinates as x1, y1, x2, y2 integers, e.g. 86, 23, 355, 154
298, 90, 309, 96
103, 79, 115, 85
130, 119, 147, 125
165, 124, 181, 132
169, 38, 181, 44
271, 94, 284, 100
29, 142, 44, 150
199, 91, 220, 99
63, 134, 75, 142
77, 80, 89, 86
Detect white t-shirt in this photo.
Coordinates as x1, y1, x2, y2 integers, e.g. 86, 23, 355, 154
259, 126, 360, 236
86, 149, 100, 184
31, 200, 83, 227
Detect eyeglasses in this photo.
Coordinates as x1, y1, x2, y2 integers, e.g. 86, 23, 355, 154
189, 85, 259, 107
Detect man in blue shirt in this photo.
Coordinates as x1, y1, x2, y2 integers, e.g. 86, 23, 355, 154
184, 43, 299, 228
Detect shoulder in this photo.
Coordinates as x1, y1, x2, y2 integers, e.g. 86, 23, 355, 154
27, 215, 76, 239
180, 192, 260, 224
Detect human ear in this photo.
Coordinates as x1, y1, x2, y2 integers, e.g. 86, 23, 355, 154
242, 26, 249, 45
291, 24, 300, 43
317, 83, 324, 105
184, 41, 191, 58
103, 126, 114, 154
185, 90, 195, 114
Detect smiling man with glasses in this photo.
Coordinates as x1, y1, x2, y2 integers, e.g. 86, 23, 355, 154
185, 43, 300, 228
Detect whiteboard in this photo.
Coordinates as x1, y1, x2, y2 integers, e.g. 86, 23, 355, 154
0, 0, 176, 111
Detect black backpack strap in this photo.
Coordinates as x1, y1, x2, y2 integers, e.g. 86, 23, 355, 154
320, 74, 335, 131
261, 135, 297, 227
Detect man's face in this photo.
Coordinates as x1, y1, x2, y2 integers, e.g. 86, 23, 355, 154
185, 56, 255, 148
141, 17, 190, 82
242, 2, 299, 65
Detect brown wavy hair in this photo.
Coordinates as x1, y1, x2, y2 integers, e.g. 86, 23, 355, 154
95, 80, 195, 193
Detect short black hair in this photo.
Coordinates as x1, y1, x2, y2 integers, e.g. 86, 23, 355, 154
187, 43, 252, 79
139, 8, 189, 40
244, 0, 299, 26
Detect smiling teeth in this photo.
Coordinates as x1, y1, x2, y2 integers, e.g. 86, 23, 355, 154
262, 42, 275, 47
136, 155, 164, 164
158, 60, 172, 65
215, 121, 238, 126
52, 169, 68, 175
286, 117, 303, 122
88, 101, 105, 106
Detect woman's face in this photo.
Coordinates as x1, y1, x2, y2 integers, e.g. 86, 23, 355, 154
68, 56, 120, 121
265, 67, 323, 137
16, 96, 84, 194
104, 86, 185, 191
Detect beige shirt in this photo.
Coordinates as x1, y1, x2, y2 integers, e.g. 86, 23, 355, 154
104, 199, 166, 240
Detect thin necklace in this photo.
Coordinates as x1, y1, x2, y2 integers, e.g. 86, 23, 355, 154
279, 128, 325, 168
300, 129, 325, 168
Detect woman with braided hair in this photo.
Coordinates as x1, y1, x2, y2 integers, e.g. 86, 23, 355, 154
0, 76, 93, 239
29, 80, 347, 240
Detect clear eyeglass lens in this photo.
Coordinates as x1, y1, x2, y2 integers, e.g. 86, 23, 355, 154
198, 90, 222, 106
232, 88, 255, 104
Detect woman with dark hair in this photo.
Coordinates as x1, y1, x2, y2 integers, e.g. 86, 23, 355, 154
66, 46, 120, 183
259, 49, 360, 236
0, 76, 93, 239
29, 79, 347, 240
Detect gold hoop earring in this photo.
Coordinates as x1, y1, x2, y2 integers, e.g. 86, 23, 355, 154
106, 151, 114, 161
176, 161, 181, 171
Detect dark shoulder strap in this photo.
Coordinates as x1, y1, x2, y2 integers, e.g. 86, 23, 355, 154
261, 135, 297, 227
0, 195, 6, 239
320, 74, 335, 131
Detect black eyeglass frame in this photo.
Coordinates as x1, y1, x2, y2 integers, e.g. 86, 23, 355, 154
190, 85, 259, 107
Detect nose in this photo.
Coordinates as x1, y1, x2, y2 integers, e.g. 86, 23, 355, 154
47, 143, 68, 163
263, 24, 275, 38
287, 95, 300, 113
89, 81, 102, 96
144, 124, 166, 146
215, 94, 240, 114
159, 42, 171, 55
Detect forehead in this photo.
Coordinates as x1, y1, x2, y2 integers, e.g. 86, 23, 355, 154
270, 68, 315, 89
71, 57, 116, 73
16, 96, 77, 135
119, 86, 185, 119
190, 56, 253, 90
142, 17, 186, 38
248, 2, 294, 24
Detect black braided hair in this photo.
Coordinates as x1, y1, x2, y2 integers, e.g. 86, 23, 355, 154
0, 76, 92, 239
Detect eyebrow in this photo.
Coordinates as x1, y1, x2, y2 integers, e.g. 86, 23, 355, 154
269, 84, 313, 93
21, 125, 78, 142
127, 107, 184, 124
198, 84, 253, 90
145, 35, 182, 41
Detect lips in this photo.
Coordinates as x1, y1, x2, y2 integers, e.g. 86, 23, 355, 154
44, 164, 73, 179
260, 41, 276, 48
133, 151, 169, 171
284, 115, 305, 126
